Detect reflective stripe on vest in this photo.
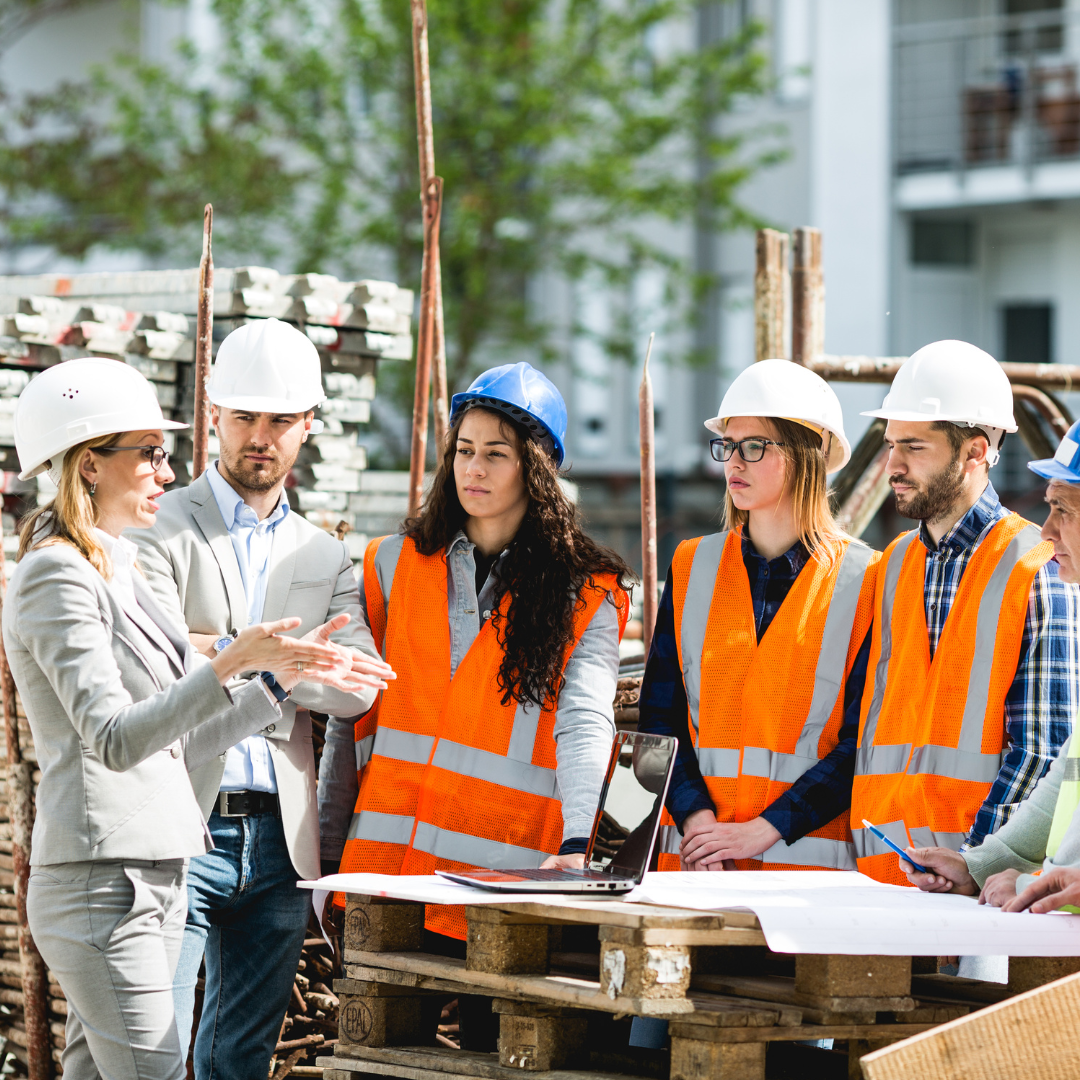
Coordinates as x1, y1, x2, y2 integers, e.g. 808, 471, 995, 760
852, 515, 1052, 885
669, 530, 876, 873
338, 534, 627, 937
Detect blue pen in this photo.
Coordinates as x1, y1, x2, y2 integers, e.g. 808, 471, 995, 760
861, 819, 929, 874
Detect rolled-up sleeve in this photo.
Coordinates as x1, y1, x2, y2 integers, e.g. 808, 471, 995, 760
552, 593, 620, 842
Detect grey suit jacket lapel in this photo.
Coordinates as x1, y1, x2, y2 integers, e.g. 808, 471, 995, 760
188, 471, 250, 631
261, 511, 300, 624
106, 578, 186, 682
132, 575, 189, 671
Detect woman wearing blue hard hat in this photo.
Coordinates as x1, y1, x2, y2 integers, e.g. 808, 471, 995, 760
902, 419, 1080, 914
337, 362, 631, 1038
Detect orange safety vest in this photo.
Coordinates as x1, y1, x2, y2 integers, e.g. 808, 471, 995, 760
655, 530, 877, 872
338, 534, 628, 939
851, 514, 1053, 885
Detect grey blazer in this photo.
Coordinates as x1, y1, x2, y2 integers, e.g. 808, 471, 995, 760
129, 470, 379, 881
3, 543, 281, 866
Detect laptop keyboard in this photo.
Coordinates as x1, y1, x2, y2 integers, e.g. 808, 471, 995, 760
499, 868, 609, 881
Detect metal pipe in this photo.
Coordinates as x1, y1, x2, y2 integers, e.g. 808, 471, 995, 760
638, 333, 657, 658
411, 0, 448, 451
0, 520, 50, 1080
791, 227, 824, 366
408, 176, 444, 518
192, 204, 214, 481
810, 356, 1080, 392
754, 229, 788, 362
1011, 383, 1073, 440
836, 446, 892, 539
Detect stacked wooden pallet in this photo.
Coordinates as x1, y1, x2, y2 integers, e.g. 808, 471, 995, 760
314, 893, 1078, 1080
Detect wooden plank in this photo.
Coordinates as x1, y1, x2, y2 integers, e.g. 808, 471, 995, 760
669, 1022, 934, 1044
319, 1046, 640, 1080
343, 952, 693, 1016
909, 974, 1011, 1006
598, 925, 767, 947
691, 973, 914, 1013
458, 896, 762, 931
860, 970, 1080, 1080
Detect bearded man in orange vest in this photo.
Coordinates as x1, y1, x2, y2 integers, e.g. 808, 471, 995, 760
851, 339, 1079, 885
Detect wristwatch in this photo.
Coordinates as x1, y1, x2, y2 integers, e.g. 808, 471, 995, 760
212, 635, 234, 654
260, 671, 290, 703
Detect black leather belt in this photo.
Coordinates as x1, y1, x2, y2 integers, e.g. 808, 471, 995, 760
217, 791, 280, 817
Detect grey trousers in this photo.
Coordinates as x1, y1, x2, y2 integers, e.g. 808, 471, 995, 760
27, 859, 188, 1080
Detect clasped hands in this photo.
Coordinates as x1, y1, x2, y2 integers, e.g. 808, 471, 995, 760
677, 809, 781, 870
197, 613, 396, 695
902, 846, 1080, 913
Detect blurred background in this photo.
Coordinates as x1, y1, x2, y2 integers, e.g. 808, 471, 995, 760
0, 0, 1075, 574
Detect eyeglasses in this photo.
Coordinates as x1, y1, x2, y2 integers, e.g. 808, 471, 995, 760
94, 445, 171, 470
709, 437, 786, 463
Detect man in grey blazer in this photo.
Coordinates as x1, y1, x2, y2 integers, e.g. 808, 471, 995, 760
131, 318, 392, 1080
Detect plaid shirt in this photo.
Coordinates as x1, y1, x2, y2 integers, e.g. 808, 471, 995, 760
917, 483, 1079, 848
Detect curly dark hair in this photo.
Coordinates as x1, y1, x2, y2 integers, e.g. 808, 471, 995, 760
405, 405, 635, 709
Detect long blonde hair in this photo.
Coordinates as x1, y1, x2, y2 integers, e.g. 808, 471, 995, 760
722, 417, 854, 564
18, 431, 123, 577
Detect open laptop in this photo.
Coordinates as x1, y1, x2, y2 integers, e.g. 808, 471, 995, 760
435, 730, 676, 894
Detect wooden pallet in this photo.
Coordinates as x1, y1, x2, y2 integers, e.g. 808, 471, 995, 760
329, 893, 1012, 1079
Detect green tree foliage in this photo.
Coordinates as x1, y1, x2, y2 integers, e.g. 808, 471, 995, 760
0, 0, 780, 402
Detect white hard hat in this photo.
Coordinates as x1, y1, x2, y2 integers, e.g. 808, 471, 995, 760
705, 359, 852, 472
14, 357, 187, 481
208, 318, 326, 414
862, 340, 1016, 432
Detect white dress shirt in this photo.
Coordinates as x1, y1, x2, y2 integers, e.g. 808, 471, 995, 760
206, 462, 290, 794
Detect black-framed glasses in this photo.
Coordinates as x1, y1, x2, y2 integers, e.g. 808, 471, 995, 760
94, 445, 171, 470
709, 437, 786, 463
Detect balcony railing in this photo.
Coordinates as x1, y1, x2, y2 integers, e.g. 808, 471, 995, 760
896, 9, 1080, 175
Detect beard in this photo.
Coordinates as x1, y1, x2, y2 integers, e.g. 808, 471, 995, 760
219, 445, 292, 493
892, 449, 966, 523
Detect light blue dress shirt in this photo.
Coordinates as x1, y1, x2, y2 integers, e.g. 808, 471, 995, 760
206, 461, 290, 794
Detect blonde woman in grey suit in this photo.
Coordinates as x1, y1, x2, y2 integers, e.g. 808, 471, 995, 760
3, 358, 364, 1080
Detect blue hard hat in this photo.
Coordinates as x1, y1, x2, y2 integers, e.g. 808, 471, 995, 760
1029, 419, 1080, 483
449, 362, 568, 466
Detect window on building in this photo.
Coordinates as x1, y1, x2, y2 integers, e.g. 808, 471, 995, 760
1004, 0, 1064, 56
911, 220, 976, 266
1003, 303, 1053, 363
999, 302, 1055, 502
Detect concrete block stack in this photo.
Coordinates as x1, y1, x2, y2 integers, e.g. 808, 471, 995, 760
0, 267, 414, 571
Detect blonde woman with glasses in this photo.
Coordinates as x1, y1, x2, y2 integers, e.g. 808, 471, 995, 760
638, 359, 879, 873
4, 358, 364, 1080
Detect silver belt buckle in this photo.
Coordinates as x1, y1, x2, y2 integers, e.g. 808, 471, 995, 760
218, 792, 244, 817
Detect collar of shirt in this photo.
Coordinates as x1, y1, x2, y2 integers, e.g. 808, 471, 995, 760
205, 460, 289, 535
918, 482, 1006, 556
94, 527, 140, 609
740, 531, 809, 577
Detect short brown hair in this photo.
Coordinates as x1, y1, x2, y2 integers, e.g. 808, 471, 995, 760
931, 420, 995, 464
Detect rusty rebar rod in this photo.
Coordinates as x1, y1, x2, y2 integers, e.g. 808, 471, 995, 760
791, 227, 823, 366
754, 229, 788, 362
638, 333, 657, 658
408, 176, 444, 517
192, 204, 214, 480
0, 521, 50, 1080
411, 0, 448, 451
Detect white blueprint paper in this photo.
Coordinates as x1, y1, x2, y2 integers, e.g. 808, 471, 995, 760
624, 871, 1080, 956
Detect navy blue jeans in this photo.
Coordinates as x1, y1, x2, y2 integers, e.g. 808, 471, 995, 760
173, 810, 311, 1080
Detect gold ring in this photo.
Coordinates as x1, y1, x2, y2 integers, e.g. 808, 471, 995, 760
296, 661, 304, 674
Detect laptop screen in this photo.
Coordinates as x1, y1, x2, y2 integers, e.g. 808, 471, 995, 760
585, 731, 676, 877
